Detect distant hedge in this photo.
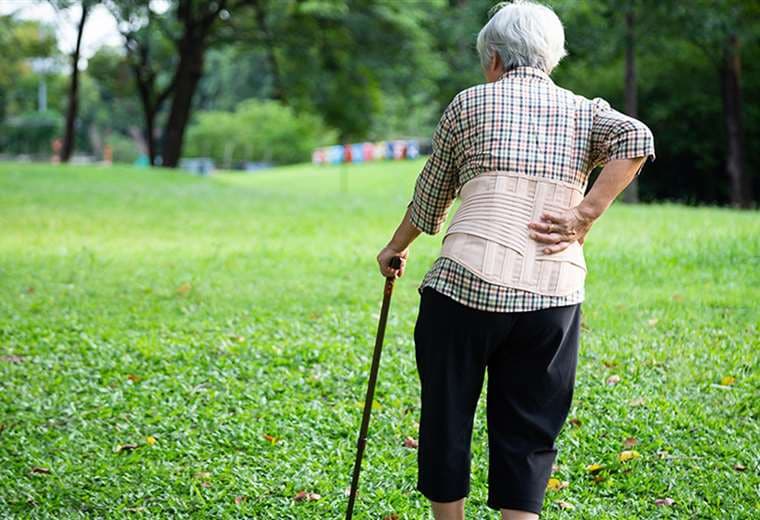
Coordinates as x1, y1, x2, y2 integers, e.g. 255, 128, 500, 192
0, 110, 62, 155
184, 99, 336, 167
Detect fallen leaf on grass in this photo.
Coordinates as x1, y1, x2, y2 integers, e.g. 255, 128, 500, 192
671, 293, 684, 302
546, 478, 569, 491
606, 375, 621, 386
293, 491, 321, 502
176, 282, 192, 296
263, 434, 278, 445
194, 472, 211, 488
0, 355, 24, 364
234, 495, 248, 505
383, 514, 400, 520
114, 443, 139, 453
555, 500, 575, 510
733, 463, 746, 472
26, 287, 35, 294
619, 450, 641, 462
146, 435, 156, 446
568, 418, 582, 428
585, 463, 604, 474
655, 497, 675, 507
720, 375, 736, 386
629, 397, 645, 407
403, 436, 418, 449
30, 467, 50, 475
127, 374, 141, 383
623, 437, 637, 448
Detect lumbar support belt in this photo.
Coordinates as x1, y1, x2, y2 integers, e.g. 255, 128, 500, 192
440, 171, 587, 296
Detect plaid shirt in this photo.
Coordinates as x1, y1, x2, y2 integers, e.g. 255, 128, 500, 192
408, 66, 655, 312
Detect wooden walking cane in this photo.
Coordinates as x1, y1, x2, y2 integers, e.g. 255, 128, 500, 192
345, 256, 402, 520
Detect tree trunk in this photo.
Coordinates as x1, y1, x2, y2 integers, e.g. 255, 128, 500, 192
132, 70, 158, 166
60, 3, 88, 163
160, 35, 206, 168
253, 0, 286, 103
621, 6, 639, 203
722, 32, 751, 208
144, 107, 157, 166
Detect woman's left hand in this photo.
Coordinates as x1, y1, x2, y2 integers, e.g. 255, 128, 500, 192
528, 206, 596, 254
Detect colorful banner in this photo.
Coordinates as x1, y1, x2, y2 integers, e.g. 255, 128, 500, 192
312, 139, 422, 165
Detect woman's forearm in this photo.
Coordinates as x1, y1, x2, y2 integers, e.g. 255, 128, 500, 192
387, 207, 422, 251
577, 157, 647, 220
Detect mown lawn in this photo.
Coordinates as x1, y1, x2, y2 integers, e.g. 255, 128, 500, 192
0, 161, 758, 519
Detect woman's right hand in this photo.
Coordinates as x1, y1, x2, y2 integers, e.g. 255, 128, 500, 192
376, 245, 408, 278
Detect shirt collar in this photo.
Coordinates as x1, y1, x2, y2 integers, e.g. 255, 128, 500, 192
498, 66, 553, 84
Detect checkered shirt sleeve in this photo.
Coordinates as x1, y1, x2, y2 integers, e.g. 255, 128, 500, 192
407, 96, 460, 235
590, 98, 656, 169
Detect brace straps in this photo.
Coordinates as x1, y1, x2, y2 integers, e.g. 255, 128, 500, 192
440, 171, 587, 297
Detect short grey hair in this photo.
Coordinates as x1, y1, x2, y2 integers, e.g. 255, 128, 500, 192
476, 1, 568, 75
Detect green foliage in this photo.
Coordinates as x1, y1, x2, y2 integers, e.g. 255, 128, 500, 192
547, 0, 760, 203
0, 111, 62, 155
185, 100, 337, 166
0, 15, 59, 120
195, 47, 273, 112
0, 162, 758, 517
106, 133, 141, 164
258, 0, 447, 140
85, 46, 142, 138
1, 1, 759, 202
427, 0, 493, 107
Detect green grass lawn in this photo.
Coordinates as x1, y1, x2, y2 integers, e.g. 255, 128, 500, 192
0, 161, 758, 519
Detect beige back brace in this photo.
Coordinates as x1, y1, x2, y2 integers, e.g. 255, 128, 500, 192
439, 171, 587, 297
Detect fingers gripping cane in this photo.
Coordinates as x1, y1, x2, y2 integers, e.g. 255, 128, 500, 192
345, 256, 402, 520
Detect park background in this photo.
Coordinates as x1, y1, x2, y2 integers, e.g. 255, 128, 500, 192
1, 0, 758, 518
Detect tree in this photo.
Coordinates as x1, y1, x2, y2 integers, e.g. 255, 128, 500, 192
621, 1, 639, 202
265, 0, 446, 141
81, 46, 143, 159
109, 0, 252, 167
665, 0, 758, 208
51, 0, 94, 162
108, 1, 177, 165
160, 0, 240, 167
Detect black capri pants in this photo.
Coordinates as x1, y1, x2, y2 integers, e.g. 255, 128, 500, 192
414, 287, 581, 514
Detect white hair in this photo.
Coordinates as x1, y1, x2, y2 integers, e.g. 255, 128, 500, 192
476, 1, 567, 75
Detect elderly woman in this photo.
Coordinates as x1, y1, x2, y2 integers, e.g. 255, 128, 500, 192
376, 1, 655, 519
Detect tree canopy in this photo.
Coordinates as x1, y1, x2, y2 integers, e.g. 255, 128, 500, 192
0, 0, 757, 205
